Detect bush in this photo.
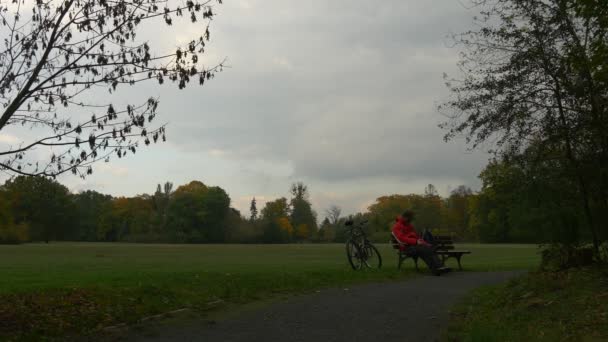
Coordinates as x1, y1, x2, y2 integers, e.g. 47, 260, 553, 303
540, 244, 595, 271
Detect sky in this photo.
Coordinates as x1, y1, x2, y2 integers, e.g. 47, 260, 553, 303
1, 0, 490, 217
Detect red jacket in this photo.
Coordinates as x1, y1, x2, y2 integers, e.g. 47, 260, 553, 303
392, 217, 419, 247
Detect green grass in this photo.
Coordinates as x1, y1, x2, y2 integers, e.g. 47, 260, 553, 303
444, 267, 608, 341
0, 243, 540, 340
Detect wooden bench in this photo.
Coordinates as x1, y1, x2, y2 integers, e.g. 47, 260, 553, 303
390, 233, 421, 270
431, 235, 471, 270
390, 233, 471, 270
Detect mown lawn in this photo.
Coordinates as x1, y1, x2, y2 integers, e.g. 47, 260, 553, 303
444, 267, 608, 341
0, 243, 540, 340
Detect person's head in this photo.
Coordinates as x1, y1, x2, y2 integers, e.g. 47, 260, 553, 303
401, 210, 415, 223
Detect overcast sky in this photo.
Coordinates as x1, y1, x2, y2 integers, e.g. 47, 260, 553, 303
1, 0, 490, 217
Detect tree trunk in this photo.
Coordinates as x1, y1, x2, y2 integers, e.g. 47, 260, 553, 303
553, 81, 600, 256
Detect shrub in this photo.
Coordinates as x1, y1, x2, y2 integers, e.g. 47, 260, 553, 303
540, 244, 595, 271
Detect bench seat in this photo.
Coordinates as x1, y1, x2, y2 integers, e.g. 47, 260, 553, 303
390, 233, 471, 270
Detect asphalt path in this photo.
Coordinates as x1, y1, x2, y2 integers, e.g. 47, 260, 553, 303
113, 271, 522, 342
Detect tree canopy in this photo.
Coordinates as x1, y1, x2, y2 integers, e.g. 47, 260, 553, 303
0, 0, 224, 177
441, 0, 608, 254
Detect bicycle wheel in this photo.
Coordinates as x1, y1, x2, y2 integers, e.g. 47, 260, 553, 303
363, 243, 382, 269
345, 239, 363, 270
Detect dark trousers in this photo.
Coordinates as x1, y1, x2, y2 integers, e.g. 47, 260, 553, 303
408, 245, 443, 272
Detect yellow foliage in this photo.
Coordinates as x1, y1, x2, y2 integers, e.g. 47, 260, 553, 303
0, 222, 29, 244
0, 196, 29, 244
277, 217, 293, 236
295, 224, 310, 240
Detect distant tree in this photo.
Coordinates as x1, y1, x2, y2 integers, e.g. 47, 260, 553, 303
324, 205, 342, 225
295, 224, 310, 241
418, 184, 443, 232
318, 217, 334, 242
424, 184, 438, 197
96, 196, 156, 241
445, 186, 474, 239
201, 187, 232, 242
0, 0, 224, 178
0, 189, 28, 244
153, 182, 173, 230
250, 197, 258, 221
277, 217, 294, 238
368, 192, 444, 234
260, 197, 291, 243
368, 195, 415, 232
3, 176, 74, 242
73, 190, 113, 241
224, 207, 248, 242
261, 197, 290, 221
289, 182, 317, 240
166, 181, 230, 242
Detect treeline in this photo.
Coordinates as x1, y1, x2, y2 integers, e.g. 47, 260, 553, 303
0, 172, 588, 245
355, 163, 597, 244
321, 181, 558, 244
0, 177, 322, 244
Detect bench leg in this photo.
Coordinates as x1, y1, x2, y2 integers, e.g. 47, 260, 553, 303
413, 256, 419, 271
398, 254, 403, 269
456, 255, 463, 270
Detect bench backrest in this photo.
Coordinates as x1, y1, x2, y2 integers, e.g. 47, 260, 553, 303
390, 233, 402, 250
391, 233, 456, 251
433, 235, 455, 251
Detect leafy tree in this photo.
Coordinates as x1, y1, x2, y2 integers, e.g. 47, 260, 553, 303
3, 176, 74, 242
260, 197, 290, 243
72, 190, 113, 241
250, 197, 258, 221
469, 156, 581, 243
96, 196, 156, 241
318, 217, 335, 242
446, 186, 474, 239
289, 182, 317, 240
440, 0, 608, 253
277, 217, 294, 238
368, 194, 444, 233
418, 184, 443, 233
0, 189, 29, 244
166, 181, 230, 242
153, 182, 173, 230
201, 186, 231, 242
0, 0, 224, 177
224, 208, 249, 242
295, 224, 310, 241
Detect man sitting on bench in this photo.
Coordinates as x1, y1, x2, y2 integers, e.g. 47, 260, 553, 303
392, 210, 450, 276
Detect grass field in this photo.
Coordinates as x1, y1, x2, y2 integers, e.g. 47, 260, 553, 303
0, 243, 540, 340
444, 267, 608, 341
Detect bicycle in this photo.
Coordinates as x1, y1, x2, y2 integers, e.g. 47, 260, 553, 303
344, 219, 382, 270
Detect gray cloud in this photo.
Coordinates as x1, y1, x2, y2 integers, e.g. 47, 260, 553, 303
27, 0, 489, 215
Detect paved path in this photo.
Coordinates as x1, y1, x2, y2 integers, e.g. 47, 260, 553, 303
121, 271, 522, 342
